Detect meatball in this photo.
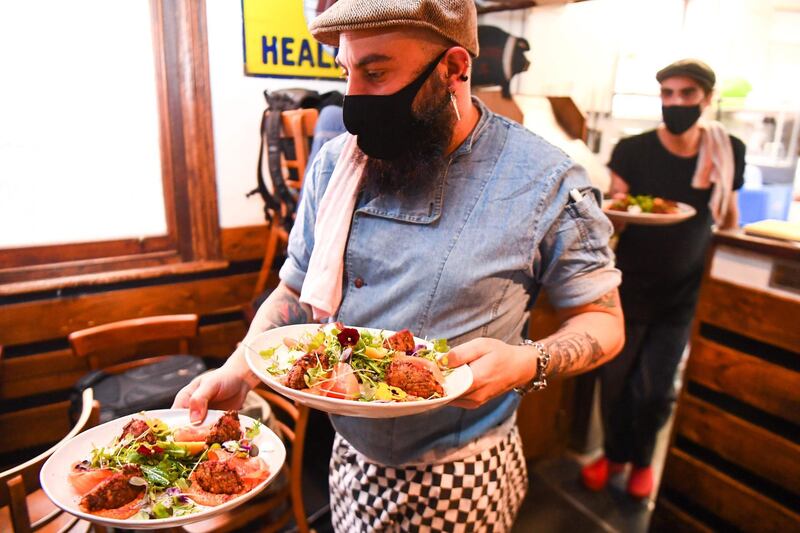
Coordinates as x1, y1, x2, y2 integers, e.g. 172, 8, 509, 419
193, 461, 243, 494
81, 465, 144, 511
120, 419, 155, 444
205, 410, 241, 445
383, 329, 416, 353
285, 351, 330, 390
386, 359, 444, 398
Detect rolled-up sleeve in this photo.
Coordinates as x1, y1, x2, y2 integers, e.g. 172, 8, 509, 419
536, 165, 621, 309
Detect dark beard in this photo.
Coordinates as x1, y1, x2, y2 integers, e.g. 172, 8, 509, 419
355, 82, 456, 198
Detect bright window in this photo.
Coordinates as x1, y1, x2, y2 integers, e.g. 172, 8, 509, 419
0, 1, 166, 249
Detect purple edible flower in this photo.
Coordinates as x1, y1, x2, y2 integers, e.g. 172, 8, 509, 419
337, 328, 360, 346
166, 487, 190, 503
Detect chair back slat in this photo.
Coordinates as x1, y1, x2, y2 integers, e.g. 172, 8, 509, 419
68, 314, 198, 371
275, 422, 294, 443
98, 354, 175, 376
7, 475, 32, 533
29, 506, 64, 530
0, 388, 99, 532
259, 390, 299, 422
281, 108, 318, 189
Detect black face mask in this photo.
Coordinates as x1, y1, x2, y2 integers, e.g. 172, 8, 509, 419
662, 104, 702, 135
343, 50, 448, 160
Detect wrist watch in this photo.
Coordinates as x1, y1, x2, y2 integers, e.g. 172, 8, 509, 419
513, 339, 551, 396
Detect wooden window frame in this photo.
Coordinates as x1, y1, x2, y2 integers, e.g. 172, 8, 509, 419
0, 0, 221, 286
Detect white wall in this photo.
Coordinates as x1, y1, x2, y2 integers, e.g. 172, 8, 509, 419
206, 0, 344, 228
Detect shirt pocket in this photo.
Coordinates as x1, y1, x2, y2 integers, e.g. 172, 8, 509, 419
564, 186, 613, 254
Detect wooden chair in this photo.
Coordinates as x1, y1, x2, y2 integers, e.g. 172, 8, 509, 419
68, 314, 199, 372
0, 388, 101, 533
280, 108, 319, 194
0, 343, 97, 461
249, 108, 319, 310
177, 387, 311, 533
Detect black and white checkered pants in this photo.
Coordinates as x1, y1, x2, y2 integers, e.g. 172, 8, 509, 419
329, 424, 528, 532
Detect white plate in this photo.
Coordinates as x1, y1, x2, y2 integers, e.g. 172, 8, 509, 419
40, 409, 285, 530
603, 199, 696, 225
243, 324, 473, 418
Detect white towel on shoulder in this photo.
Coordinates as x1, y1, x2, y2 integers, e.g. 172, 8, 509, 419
299, 134, 364, 321
692, 120, 735, 226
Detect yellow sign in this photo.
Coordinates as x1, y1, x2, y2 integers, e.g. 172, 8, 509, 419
243, 0, 341, 80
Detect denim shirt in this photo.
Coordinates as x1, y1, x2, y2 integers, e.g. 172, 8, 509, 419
280, 98, 620, 466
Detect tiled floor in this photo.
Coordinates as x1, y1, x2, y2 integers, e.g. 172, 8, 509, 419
508, 376, 674, 533
512, 456, 654, 533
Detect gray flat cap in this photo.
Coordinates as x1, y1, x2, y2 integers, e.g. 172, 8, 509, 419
656, 59, 716, 92
309, 0, 479, 57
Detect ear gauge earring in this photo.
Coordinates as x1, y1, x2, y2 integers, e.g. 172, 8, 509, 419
459, 74, 469, 82
450, 91, 461, 121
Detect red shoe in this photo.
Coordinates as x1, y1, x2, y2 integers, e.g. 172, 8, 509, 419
627, 465, 654, 499
581, 457, 625, 491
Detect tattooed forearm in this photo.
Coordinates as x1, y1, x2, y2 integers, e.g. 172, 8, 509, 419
544, 331, 605, 376
255, 283, 313, 331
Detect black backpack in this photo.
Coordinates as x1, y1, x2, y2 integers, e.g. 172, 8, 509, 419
69, 355, 207, 424
247, 89, 343, 233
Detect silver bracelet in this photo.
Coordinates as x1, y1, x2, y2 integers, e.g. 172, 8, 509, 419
513, 339, 551, 396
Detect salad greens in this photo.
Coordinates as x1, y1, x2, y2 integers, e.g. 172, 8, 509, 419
260, 325, 451, 402
609, 194, 679, 214
77, 414, 254, 520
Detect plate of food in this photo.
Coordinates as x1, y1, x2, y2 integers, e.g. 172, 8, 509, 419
603, 194, 696, 225
243, 323, 473, 418
40, 409, 285, 530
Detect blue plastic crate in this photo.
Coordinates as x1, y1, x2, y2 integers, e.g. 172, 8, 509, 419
737, 184, 793, 225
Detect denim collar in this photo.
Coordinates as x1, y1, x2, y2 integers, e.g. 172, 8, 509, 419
451, 96, 491, 157
356, 96, 492, 225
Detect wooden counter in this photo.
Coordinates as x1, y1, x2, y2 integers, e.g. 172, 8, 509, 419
650, 230, 800, 532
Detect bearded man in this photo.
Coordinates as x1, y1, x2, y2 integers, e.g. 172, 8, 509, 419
176, 1, 624, 530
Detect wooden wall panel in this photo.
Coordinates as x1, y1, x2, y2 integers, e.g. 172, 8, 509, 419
0, 272, 257, 346
695, 279, 800, 354
1, 321, 249, 401
221, 225, 268, 262
191, 321, 249, 360
0, 227, 264, 409
662, 450, 800, 532
0, 401, 73, 454
0, 349, 87, 401
649, 498, 714, 533
654, 235, 800, 531
687, 338, 800, 425
675, 394, 800, 496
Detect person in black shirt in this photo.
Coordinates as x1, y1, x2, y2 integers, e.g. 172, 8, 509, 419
581, 59, 745, 499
